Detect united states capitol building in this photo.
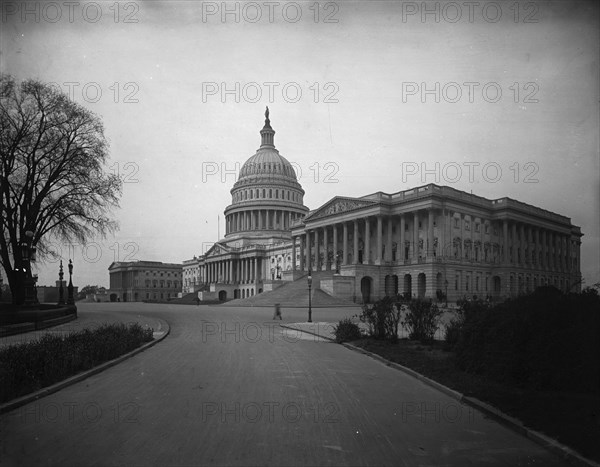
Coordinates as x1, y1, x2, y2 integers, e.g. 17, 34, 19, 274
181, 109, 582, 303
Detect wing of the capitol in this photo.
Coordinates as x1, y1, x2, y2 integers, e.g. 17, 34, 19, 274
109, 109, 583, 303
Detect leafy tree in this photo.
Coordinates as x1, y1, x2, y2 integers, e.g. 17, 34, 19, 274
0, 75, 122, 304
77, 285, 100, 301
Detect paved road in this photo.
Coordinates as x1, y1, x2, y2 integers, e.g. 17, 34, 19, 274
0, 302, 564, 466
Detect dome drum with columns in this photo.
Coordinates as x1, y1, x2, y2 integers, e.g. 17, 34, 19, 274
223, 107, 309, 245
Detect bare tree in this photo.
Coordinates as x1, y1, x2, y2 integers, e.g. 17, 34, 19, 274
0, 75, 122, 304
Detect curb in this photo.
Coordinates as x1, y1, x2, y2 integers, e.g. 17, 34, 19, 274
340, 342, 599, 467
279, 323, 337, 342
0, 318, 170, 415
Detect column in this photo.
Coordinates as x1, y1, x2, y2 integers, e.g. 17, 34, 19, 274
305, 231, 311, 271
400, 215, 405, 261
292, 236, 297, 271
503, 220, 508, 263
535, 228, 540, 268
386, 216, 393, 262
413, 212, 419, 260
440, 210, 446, 258
428, 210, 434, 258
527, 226, 533, 268
342, 222, 348, 266
252, 258, 256, 282
353, 220, 359, 265
376, 216, 383, 264
566, 235, 571, 272
333, 224, 338, 267
364, 218, 371, 264
323, 226, 329, 270
548, 231, 554, 271
315, 228, 320, 270
520, 224, 525, 266
541, 230, 547, 269
299, 235, 305, 271
511, 223, 518, 264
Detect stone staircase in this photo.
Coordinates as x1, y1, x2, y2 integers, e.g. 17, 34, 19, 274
224, 271, 357, 308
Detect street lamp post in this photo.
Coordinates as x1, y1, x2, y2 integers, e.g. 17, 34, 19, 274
20, 230, 38, 306
444, 279, 449, 307
307, 269, 312, 323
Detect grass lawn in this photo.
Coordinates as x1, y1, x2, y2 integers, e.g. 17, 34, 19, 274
351, 338, 600, 463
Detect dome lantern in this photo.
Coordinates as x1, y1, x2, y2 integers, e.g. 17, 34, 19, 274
260, 106, 275, 148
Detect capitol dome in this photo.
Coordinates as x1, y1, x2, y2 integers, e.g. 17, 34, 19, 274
223, 108, 309, 242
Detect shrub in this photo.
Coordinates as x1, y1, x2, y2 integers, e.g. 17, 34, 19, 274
357, 297, 401, 342
333, 318, 362, 343
454, 290, 600, 393
401, 298, 443, 344
0, 322, 154, 403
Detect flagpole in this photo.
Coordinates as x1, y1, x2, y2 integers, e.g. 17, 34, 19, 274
218, 215, 220, 239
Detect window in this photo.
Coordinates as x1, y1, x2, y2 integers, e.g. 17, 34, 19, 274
475, 223, 480, 232
485, 224, 489, 234
454, 218, 459, 228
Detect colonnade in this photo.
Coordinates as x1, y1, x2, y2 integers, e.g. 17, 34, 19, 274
203, 257, 260, 284
225, 209, 302, 234
291, 210, 579, 273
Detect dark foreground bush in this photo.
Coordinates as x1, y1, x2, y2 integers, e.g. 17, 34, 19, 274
0, 323, 154, 403
454, 289, 600, 393
333, 318, 362, 343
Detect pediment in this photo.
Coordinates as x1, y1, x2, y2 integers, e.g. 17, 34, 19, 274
305, 197, 377, 221
204, 243, 230, 257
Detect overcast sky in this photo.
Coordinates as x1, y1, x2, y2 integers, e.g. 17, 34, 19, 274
2, 0, 598, 289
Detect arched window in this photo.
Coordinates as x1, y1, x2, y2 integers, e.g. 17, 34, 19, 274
269, 189, 272, 198
275, 189, 278, 199
262, 189, 265, 198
